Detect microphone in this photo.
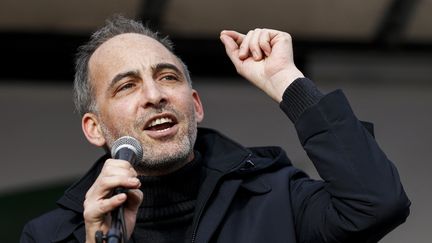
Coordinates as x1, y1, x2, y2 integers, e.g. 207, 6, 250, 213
106, 136, 143, 243
110, 136, 143, 166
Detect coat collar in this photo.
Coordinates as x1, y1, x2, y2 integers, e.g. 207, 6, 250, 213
56, 154, 108, 214
195, 128, 289, 174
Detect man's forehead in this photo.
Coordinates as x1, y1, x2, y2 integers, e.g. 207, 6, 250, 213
91, 33, 173, 61
88, 33, 182, 82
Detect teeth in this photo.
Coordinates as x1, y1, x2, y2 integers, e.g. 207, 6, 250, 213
149, 117, 173, 127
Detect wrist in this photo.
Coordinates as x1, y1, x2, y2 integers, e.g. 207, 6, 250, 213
269, 68, 304, 103
279, 78, 324, 123
85, 222, 107, 243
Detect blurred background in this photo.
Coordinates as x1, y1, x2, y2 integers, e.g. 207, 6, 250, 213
1, 0, 431, 242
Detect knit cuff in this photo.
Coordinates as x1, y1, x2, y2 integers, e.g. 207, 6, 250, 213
279, 78, 324, 123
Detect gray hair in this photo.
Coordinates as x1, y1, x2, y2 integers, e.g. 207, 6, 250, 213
73, 15, 192, 116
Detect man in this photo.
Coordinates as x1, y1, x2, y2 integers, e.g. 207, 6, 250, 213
21, 16, 410, 243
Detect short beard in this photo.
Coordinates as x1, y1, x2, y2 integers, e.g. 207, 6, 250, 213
134, 143, 192, 174
133, 117, 197, 175
98, 107, 198, 175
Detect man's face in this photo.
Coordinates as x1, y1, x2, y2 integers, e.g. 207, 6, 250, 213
86, 33, 204, 174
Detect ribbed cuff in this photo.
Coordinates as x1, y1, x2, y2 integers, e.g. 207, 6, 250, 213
279, 78, 324, 123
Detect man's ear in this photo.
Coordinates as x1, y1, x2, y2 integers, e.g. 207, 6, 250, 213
192, 90, 204, 123
82, 113, 106, 147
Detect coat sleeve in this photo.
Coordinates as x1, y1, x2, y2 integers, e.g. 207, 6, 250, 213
20, 222, 37, 243
281, 79, 410, 243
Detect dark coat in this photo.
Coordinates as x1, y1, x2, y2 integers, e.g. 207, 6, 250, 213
21, 90, 410, 243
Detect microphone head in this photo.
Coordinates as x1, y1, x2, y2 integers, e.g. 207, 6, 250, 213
111, 136, 143, 163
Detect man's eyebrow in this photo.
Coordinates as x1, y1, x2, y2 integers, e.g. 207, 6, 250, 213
152, 63, 182, 75
108, 70, 140, 90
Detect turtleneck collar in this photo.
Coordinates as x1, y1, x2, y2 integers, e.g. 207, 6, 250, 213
136, 151, 203, 222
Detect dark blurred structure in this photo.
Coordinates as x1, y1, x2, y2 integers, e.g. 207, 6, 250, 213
1, 0, 432, 82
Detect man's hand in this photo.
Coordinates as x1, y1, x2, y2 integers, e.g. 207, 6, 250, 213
220, 28, 304, 103
83, 159, 143, 243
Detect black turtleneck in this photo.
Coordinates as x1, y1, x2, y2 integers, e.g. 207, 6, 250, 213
131, 151, 203, 243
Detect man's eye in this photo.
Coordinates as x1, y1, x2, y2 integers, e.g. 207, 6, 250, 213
118, 82, 135, 92
161, 75, 178, 81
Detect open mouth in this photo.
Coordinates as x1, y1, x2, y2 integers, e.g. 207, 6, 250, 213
144, 115, 177, 132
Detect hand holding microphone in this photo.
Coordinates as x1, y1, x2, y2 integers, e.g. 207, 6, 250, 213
83, 136, 143, 243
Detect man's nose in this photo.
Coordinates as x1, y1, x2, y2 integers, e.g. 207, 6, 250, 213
140, 81, 166, 108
